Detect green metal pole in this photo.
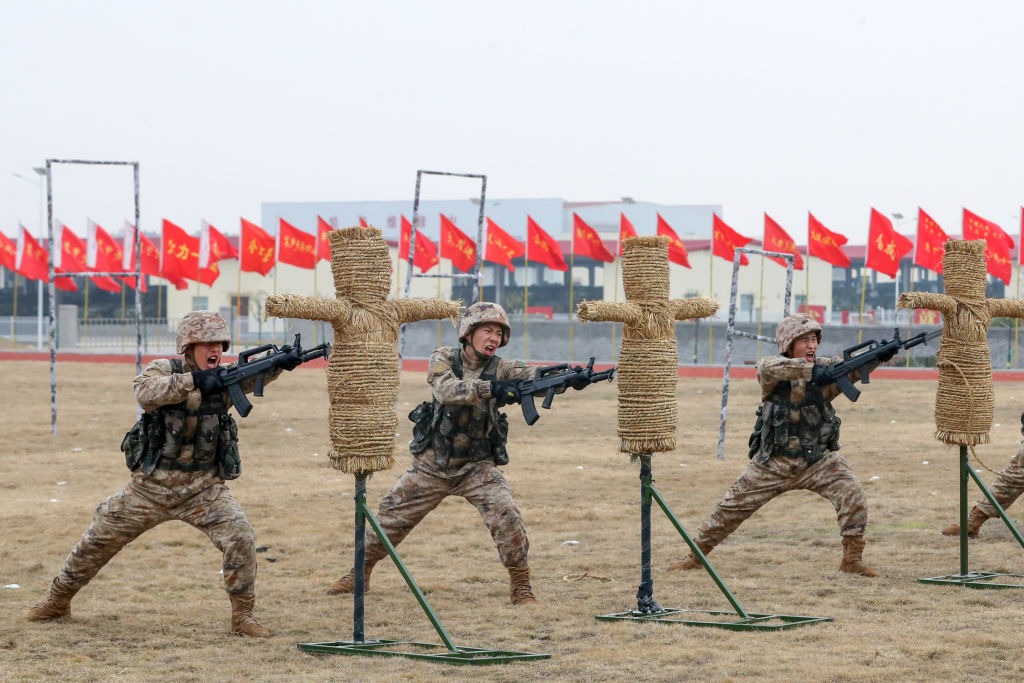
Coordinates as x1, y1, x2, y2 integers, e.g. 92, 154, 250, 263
360, 497, 459, 651
649, 484, 750, 619
959, 446, 969, 576
353, 473, 367, 642
967, 463, 1024, 550
637, 454, 662, 614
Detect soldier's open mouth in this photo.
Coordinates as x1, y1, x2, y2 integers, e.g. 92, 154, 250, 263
205, 354, 220, 367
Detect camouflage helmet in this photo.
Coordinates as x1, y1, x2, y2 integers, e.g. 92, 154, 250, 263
176, 310, 231, 354
775, 314, 822, 356
458, 301, 510, 347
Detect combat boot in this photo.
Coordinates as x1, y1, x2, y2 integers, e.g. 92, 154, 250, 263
669, 540, 714, 571
839, 535, 878, 577
508, 566, 537, 605
229, 593, 270, 638
327, 562, 376, 595
941, 506, 989, 538
25, 579, 77, 622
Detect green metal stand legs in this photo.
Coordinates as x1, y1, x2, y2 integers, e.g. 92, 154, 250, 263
596, 454, 830, 631
919, 445, 1024, 589
297, 473, 549, 665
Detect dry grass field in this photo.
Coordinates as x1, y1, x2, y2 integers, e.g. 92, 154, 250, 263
4, 358, 1024, 682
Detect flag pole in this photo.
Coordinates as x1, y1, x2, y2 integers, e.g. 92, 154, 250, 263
524, 251, 530, 361
83, 280, 90, 348
11, 273, 18, 346
857, 268, 868, 344
236, 262, 242, 345
394, 241, 402, 300
804, 258, 810, 316
757, 255, 765, 360
708, 251, 714, 363
612, 240, 620, 361
568, 232, 575, 363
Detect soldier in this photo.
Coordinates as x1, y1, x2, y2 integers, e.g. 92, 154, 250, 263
941, 454, 1024, 538
327, 301, 586, 605
670, 314, 894, 577
26, 311, 300, 637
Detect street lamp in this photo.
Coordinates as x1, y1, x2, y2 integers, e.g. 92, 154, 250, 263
11, 167, 46, 348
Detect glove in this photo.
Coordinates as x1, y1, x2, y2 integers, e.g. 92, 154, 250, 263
567, 367, 590, 391
191, 368, 226, 395
810, 364, 831, 387
877, 347, 897, 363
490, 380, 521, 407
276, 346, 303, 371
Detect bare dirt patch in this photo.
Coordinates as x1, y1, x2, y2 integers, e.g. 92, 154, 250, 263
2, 359, 1023, 681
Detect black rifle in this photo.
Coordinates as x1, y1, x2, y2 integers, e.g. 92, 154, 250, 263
511, 357, 616, 425
218, 333, 331, 417
813, 328, 940, 402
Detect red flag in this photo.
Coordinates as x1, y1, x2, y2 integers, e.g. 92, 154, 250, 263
914, 208, 949, 275
162, 219, 218, 285
619, 213, 638, 256
865, 208, 913, 278
656, 213, 690, 268
0, 231, 16, 271
526, 216, 568, 271
316, 215, 334, 261
398, 215, 439, 272
199, 221, 238, 268
88, 221, 122, 271
358, 216, 369, 228
807, 213, 851, 268
484, 218, 524, 272
240, 218, 276, 275
572, 213, 614, 263
88, 220, 136, 290
440, 214, 477, 272
763, 214, 804, 270
60, 224, 120, 292
963, 208, 1013, 284
16, 225, 54, 284
278, 218, 317, 269
122, 223, 173, 291
712, 214, 753, 265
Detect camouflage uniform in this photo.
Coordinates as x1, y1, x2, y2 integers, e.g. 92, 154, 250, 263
360, 345, 536, 570
675, 315, 882, 575
27, 311, 282, 635
944, 440, 1024, 536
329, 302, 545, 603
973, 444, 1024, 517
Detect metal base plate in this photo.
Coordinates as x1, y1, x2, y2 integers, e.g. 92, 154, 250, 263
297, 639, 550, 665
918, 571, 1024, 589
596, 608, 831, 631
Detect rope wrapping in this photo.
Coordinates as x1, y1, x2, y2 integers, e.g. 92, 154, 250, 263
265, 226, 459, 474
577, 235, 719, 455
897, 239, 1015, 447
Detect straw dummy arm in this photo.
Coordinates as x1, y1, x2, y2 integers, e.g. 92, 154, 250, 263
265, 294, 350, 323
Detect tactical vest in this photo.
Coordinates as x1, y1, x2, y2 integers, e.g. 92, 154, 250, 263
408, 349, 509, 469
120, 359, 241, 479
747, 379, 840, 465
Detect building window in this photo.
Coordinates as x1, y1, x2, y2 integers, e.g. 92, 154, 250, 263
191, 296, 209, 311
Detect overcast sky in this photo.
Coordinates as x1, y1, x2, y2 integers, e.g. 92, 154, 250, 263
3, 1, 1022, 246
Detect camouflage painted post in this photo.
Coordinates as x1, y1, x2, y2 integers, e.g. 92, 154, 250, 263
265, 226, 459, 473
577, 235, 719, 454
898, 239, 1024, 446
